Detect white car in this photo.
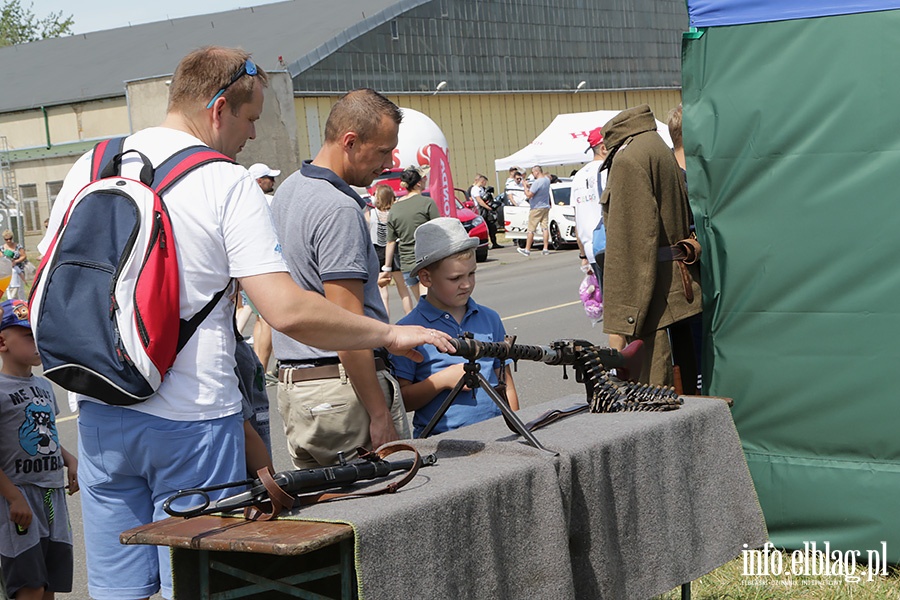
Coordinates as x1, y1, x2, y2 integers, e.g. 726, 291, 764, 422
502, 179, 577, 250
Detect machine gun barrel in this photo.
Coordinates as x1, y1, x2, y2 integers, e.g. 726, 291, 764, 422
450, 336, 552, 362
449, 337, 643, 375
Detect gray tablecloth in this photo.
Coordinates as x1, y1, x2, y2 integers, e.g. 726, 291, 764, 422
281, 396, 768, 600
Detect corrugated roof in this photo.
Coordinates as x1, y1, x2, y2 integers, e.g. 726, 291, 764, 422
0, 0, 428, 114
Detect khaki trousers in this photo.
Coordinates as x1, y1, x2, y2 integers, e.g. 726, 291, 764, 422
277, 367, 410, 469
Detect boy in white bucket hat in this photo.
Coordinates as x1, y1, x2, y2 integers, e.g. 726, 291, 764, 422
389, 218, 519, 436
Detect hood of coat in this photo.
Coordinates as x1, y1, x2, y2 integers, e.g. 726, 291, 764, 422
599, 104, 659, 170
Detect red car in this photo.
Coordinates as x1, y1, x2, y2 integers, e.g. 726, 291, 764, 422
366, 170, 489, 262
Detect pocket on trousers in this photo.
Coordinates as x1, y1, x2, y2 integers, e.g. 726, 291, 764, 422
77, 425, 112, 487
303, 400, 352, 417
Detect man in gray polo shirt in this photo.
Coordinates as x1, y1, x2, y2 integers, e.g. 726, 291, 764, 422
519, 165, 552, 256
270, 89, 410, 468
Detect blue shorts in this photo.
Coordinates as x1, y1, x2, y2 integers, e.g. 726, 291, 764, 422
403, 271, 419, 287
78, 402, 244, 600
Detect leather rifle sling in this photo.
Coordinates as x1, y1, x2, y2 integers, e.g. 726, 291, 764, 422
244, 443, 423, 521
244, 465, 299, 521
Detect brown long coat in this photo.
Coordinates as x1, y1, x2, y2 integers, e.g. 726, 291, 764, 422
599, 105, 701, 341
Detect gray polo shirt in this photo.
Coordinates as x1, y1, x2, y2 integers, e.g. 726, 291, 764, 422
528, 176, 552, 209
270, 161, 388, 362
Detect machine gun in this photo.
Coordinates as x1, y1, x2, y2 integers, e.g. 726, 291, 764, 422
422, 336, 682, 450
163, 444, 436, 520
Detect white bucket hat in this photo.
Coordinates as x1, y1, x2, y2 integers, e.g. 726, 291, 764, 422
410, 217, 479, 277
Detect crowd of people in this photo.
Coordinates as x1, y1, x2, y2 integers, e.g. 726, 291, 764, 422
0, 46, 526, 600
0, 44, 703, 600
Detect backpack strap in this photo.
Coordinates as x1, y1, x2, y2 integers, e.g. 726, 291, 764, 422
90, 137, 127, 182
177, 286, 230, 353
152, 145, 234, 195
151, 145, 235, 352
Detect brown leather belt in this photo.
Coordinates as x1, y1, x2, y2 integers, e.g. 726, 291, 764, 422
657, 238, 701, 302
278, 357, 388, 383
657, 238, 701, 264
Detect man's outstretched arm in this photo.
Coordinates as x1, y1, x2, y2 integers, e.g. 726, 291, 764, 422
241, 272, 453, 359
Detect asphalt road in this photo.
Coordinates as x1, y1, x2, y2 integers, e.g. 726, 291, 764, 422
52, 241, 609, 599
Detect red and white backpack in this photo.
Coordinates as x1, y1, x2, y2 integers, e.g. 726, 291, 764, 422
29, 137, 233, 405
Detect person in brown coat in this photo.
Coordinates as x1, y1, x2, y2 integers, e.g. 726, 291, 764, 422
599, 105, 701, 389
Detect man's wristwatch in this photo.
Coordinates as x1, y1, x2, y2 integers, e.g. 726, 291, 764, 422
381, 266, 392, 272
579, 254, 587, 260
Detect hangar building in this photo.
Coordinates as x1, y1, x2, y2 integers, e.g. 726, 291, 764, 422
0, 0, 685, 247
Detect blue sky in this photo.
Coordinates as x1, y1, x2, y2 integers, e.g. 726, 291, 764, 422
36, 0, 284, 35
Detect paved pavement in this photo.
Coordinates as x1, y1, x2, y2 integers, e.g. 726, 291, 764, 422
52, 241, 610, 598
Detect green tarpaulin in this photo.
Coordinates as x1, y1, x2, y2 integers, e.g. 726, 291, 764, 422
682, 9, 900, 561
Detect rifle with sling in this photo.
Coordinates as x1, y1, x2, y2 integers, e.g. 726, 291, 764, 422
163, 444, 436, 521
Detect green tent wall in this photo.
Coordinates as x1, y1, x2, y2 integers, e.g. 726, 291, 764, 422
682, 10, 900, 561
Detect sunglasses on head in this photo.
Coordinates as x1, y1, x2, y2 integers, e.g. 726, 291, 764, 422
206, 59, 258, 109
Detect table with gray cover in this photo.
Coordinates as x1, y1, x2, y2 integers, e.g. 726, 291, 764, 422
275, 395, 767, 600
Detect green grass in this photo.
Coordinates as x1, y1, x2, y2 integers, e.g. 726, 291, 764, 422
653, 554, 900, 600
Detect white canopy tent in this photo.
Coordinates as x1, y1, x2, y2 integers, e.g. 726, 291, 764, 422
494, 109, 673, 172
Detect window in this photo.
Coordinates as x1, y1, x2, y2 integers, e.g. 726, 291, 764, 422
551, 186, 571, 206
18, 184, 40, 233
390, 20, 399, 40
46, 180, 63, 213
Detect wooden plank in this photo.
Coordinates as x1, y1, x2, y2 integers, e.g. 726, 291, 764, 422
121, 516, 353, 556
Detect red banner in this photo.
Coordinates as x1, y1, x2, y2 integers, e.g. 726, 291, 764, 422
427, 144, 456, 218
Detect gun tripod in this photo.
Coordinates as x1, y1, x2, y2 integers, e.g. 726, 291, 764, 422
418, 350, 549, 451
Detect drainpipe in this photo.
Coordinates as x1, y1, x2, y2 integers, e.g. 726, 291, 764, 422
42, 106, 51, 149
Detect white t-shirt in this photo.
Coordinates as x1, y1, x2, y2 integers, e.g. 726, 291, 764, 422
504, 177, 526, 206
40, 127, 288, 421
571, 160, 607, 263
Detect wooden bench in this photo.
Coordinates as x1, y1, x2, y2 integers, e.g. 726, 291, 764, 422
122, 515, 355, 599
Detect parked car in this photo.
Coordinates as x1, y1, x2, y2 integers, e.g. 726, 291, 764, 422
367, 170, 490, 262
502, 178, 577, 250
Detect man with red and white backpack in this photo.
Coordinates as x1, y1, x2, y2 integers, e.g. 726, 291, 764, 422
38, 46, 451, 600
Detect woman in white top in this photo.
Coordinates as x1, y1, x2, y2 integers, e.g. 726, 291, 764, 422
2, 230, 27, 300
367, 184, 413, 320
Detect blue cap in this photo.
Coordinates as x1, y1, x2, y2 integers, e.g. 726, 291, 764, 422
0, 299, 31, 331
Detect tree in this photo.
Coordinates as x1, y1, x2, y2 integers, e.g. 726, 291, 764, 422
0, 0, 73, 47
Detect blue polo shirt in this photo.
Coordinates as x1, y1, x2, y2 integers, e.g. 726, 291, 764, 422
392, 296, 508, 436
